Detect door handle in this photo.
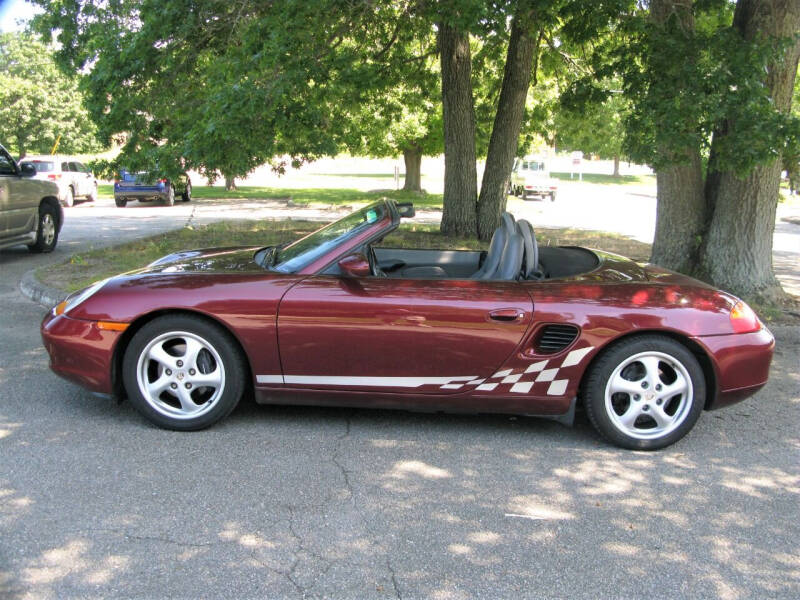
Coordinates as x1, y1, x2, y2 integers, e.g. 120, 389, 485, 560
488, 308, 525, 322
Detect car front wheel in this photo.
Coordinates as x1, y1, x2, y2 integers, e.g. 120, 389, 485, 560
27, 203, 59, 253
122, 315, 246, 430
583, 335, 705, 450
115, 197, 127, 207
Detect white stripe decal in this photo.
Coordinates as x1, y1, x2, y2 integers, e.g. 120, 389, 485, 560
535, 368, 559, 383
524, 360, 548, 374
256, 375, 284, 384
277, 375, 478, 388
547, 380, 569, 396
510, 381, 534, 394
561, 346, 594, 367
493, 369, 513, 378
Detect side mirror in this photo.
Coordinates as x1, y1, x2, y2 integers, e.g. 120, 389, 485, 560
338, 252, 371, 277
19, 163, 36, 177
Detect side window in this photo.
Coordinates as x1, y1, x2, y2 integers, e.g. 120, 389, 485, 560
61, 162, 69, 171
0, 149, 16, 175
69, 162, 80, 172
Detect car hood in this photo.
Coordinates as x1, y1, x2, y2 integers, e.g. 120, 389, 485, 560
139, 246, 265, 274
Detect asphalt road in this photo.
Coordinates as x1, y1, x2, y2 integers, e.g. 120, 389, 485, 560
1, 198, 799, 599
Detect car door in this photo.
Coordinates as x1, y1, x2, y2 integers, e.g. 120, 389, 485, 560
0, 148, 38, 237
68, 162, 83, 196
276, 276, 534, 394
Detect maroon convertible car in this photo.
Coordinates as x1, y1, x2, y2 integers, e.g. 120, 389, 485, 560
41, 199, 774, 449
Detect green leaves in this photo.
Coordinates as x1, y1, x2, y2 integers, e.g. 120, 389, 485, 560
0, 32, 101, 157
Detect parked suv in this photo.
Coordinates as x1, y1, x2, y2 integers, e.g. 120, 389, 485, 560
19, 156, 98, 207
510, 156, 558, 201
0, 144, 63, 253
114, 169, 191, 207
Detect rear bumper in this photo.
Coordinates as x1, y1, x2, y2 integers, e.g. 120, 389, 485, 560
41, 311, 121, 394
114, 188, 167, 201
694, 327, 775, 410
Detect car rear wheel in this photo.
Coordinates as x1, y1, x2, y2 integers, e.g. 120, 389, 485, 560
115, 197, 127, 207
583, 335, 705, 450
122, 315, 246, 430
165, 184, 175, 206
27, 203, 59, 253
63, 187, 75, 207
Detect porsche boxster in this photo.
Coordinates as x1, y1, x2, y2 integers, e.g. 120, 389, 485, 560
41, 199, 774, 449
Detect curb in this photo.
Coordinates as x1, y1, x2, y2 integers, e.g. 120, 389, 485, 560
19, 269, 68, 309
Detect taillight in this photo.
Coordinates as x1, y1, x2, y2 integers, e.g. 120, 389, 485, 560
730, 301, 760, 333
158, 178, 167, 183
47, 173, 61, 180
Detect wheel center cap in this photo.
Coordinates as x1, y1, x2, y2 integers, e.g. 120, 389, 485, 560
177, 372, 185, 381
646, 391, 655, 401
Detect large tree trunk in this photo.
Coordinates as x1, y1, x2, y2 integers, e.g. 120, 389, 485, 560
224, 175, 237, 191
649, 0, 708, 274
402, 147, 422, 192
476, 15, 538, 240
651, 152, 706, 273
698, 0, 800, 298
438, 23, 478, 236
612, 155, 620, 177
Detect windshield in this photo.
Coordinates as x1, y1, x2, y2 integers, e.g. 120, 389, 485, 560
273, 202, 387, 273
22, 160, 55, 172
522, 161, 546, 172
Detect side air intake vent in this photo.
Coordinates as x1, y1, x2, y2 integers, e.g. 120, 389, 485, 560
534, 324, 579, 354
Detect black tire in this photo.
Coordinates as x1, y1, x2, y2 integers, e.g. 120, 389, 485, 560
165, 184, 175, 206
181, 181, 192, 202
63, 187, 75, 207
27, 203, 59, 253
115, 197, 127, 207
582, 335, 705, 450
122, 315, 246, 431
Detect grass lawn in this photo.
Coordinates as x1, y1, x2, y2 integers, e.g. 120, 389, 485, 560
98, 184, 443, 209
550, 172, 655, 186
38, 219, 652, 293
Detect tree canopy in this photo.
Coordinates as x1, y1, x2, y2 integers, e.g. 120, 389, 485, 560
0, 32, 100, 158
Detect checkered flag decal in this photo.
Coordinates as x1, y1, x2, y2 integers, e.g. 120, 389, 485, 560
440, 346, 594, 396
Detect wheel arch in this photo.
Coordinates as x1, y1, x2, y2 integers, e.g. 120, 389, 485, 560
577, 329, 718, 410
111, 308, 255, 400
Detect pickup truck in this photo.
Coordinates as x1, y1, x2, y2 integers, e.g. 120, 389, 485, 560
0, 143, 63, 253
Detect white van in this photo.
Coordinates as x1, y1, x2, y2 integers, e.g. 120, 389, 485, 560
509, 157, 558, 201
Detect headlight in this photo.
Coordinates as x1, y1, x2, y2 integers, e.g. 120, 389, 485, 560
53, 279, 109, 316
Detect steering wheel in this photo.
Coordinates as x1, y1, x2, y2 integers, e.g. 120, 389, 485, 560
367, 245, 387, 277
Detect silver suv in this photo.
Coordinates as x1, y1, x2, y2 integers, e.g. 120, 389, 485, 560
0, 144, 64, 253
19, 155, 98, 207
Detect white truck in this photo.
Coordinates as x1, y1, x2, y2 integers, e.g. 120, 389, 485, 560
509, 156, 558, 201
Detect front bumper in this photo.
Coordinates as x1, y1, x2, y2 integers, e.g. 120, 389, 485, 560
41, 311, 124, 394
694, 327, 775, 410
